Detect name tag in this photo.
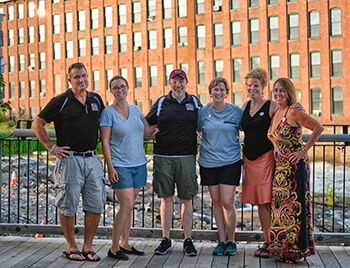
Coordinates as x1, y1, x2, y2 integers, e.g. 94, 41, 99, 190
91, 103, 99, 111
186, 103, 194, 111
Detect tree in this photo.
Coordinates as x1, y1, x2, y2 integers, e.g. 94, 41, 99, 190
0, 73, 11, 113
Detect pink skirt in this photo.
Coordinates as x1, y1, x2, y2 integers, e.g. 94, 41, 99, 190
241, 149, 274, 205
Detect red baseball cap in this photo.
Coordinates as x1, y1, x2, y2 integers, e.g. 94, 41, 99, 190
169, 69, 188, 81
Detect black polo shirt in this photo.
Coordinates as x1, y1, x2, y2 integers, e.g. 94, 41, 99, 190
146, 91, 202, 156
38, 89, 105, 152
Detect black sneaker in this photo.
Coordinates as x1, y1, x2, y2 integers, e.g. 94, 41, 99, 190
183, 238, 197, 256
154, 237, 172, 255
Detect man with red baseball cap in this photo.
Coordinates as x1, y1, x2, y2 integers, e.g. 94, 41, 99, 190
146, 69, 202, 256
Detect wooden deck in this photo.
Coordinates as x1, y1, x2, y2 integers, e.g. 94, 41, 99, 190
0, 236, 349, 267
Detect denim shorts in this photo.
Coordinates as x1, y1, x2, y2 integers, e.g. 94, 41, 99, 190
111, 163, 147, 189
200, 160, 241, 186
54, 152, 107, 217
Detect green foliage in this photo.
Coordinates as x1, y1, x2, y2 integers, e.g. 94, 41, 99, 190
0, 73, 11, 113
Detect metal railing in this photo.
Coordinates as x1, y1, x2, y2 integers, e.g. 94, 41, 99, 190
0, 126, 349, 241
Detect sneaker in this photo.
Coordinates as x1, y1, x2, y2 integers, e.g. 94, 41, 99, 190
183, 238, 197, 256
212, 241, 226, 256
224, 241, 237, 255
154, 237, 172, 255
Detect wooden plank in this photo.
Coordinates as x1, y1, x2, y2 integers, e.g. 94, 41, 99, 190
211, 254, 229, 268
179, 241, 202, 268
129, 241, 158, 268
228, 243, 245, 268
0, 237, 30, 255
306, 250, 326, 268
195, 242, 214, 268
152, 241, 182, 268
109, 241, 149, 268
30, 242, 67, 267
243, 244, 260, 267
330, 246, 350, 267
317, 245, 341, 268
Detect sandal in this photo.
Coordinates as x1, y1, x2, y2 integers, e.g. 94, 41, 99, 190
253, 242, 269, 257
82, 251, 101, 262
62, 250, 85, 261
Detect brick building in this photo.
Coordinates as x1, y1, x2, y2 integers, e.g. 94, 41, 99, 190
0, 0, 348, 125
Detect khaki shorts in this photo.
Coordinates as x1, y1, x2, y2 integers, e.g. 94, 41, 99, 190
54, 152, 107, 217
153, 155, 198, 200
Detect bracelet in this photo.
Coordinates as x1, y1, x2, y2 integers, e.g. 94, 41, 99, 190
300, 147, 307, 156
48, 145, 55, 154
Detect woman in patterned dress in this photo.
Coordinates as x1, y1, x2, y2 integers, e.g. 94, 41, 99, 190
267, 78, 323, 264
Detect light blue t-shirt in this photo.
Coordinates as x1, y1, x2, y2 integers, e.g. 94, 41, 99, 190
100, 104, 147, 167
197, 104, 243, 168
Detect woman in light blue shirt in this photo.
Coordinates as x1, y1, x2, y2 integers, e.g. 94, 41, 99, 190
197, 77, 243, 256
100, 76, 154, 260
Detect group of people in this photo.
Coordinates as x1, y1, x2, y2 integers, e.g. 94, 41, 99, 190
33, 63, 323, 264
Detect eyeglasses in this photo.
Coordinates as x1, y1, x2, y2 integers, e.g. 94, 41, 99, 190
68, 62, 85, 72
112, 85, 127, 91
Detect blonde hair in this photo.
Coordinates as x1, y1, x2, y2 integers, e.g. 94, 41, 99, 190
208, 77, 229, 94
244, 68, 269, 88
273, 77, 297, 105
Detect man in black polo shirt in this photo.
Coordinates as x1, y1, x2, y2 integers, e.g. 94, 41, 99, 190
146, 69, 202, 256
33, 63, 105, 262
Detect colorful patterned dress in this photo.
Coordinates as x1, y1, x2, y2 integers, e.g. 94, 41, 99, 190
267, 111, 315, 262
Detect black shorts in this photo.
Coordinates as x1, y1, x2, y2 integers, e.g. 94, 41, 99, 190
199, 160, 241, 186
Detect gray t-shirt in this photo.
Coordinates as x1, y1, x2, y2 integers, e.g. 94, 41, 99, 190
100, 104, 147, 167
197, 104, 243, 168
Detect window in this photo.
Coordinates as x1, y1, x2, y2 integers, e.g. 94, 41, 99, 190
164, 28, 172, 48
78, 10, 85, 31
18, 4, 24, 19
330, 8, 341, 36
54, 42, 61, 59
39, 52, 45, 70
65, 12, 73, 33
310, 51, 320, 78
233, 92, 243, 106
8, 6, 14, 21
135, 100, 143, 111
8, 29, 14, 46
78, 39, 86, 57
289, 13, 299, 40
250, 18, 259, 43
133, 2, 141, 23
133, 32, 142, 51
180, 63, 188, 75
66, 41, 73, 58
106, 69, 113, 90
214, 23, 223, 47
269, 16, 279, 42
165, 64, 173, 85
0, 57, 4, 73
332, 87, 343, 115
118, 4, 127, 25
231, 0, 240, 9
197, 25, 206, 49
38, 0, 45, 16
135, 67, 142, 88
198, 61, 206, 84
105, 36, 113, 54
270, 55, 280, 80
18, 54, 25, 72
91, 37, 99, 55
295, 89, 301, 103
290, 53, 300, 79
19, 81, 25, 99
148, 30, 157, 49
40, 80, 46, 96
311, 88, 321, 115
163, 0, 172, 19
28, 2, 35, 18
198, 94, 207, 105
178, 0, 187, 17
9, 82, 15, 99
28, 26, 35, 44
29, 80, 35, 98
148, 0, 156, 18
92, 70, 100, 91
309, 11, 320, 38
213, 0, 222, 11
231, 21, 241, 45
28, 53, 35, 69
250, 0, 258, 7
53, 14, 60, 34
38, 25, 45, 42
215, 60, 224, 77
9, 56, 15, 72
269, 0, 278, 4
52, 0, 59, 3
54, 74, 61, 94
233, 58, 242, 82
331, 50, 342, 77
29, 107, 36, 119
251, 56, 260, 69
150, 65, 157, 87
18, 28, 24, 44
197, 0, 205, 14
120, 68, 127, 79
104, 6, 112, 27
178, 26, 187, 46
119, 34, 127, 53
91, 8, 99, 29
